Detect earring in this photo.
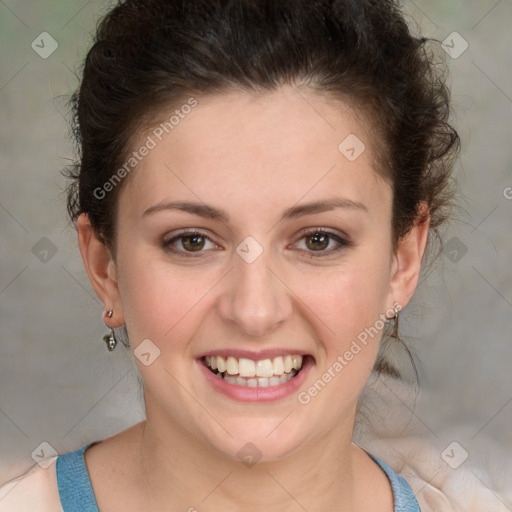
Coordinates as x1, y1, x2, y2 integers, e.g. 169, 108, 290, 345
103, 329, 117, 351
384, 302, 419, 384
390, 302, 401, 341
103, 309, 117, 351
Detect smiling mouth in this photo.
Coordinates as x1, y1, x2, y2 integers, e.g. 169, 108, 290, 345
203, 354, 306, 388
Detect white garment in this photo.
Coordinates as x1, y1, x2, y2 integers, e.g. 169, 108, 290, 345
355, 374, 512, 511
0, 457, 62, 512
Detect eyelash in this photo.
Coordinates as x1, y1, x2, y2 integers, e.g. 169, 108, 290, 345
162, 228, 352, 258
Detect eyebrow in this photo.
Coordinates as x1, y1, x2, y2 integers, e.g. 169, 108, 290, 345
142, 198, 368, 222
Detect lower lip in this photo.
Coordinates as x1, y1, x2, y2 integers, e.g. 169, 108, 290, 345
198, 357, 313, 402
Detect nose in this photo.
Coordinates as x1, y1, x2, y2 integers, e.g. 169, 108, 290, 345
217, 250, 293, 337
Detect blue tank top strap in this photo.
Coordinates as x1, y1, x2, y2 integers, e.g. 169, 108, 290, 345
368, 453, 421, 511
56, 443, 99, 512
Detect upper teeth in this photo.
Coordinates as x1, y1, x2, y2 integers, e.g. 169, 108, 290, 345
205, 355, 303, 377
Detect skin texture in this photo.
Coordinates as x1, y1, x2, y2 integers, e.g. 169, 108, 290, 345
77, 85, 429, 511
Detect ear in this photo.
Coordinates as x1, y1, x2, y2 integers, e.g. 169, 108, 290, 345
77, 213, 125, 327
387, 203, 430, 311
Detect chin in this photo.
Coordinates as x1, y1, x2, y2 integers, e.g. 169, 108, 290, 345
202, 419, 308, 466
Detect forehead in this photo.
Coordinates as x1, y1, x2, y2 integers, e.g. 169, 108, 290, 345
120, 86, 390, 218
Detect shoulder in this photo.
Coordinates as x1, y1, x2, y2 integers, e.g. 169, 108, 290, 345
0, 460, 62, 512
357, 374, 512, 512
366, 435, 510, 512
0, 425, 143, 512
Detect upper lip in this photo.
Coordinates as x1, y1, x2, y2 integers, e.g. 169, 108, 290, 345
198, 348, 310, 360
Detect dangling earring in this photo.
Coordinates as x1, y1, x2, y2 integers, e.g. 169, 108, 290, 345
390, 301, 401, 341
385, 301, 419, 385
103, 309, 117, 351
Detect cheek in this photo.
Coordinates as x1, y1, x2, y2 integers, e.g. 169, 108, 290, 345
295, 264, 392, 411
304, 257, 391, 348
116, 249, 210, 349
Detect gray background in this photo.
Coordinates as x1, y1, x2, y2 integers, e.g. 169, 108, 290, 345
0, 0, 511, 497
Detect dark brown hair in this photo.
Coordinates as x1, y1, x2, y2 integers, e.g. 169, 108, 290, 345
65, 0, 460, 377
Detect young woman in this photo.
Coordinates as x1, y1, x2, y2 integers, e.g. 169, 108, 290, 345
2, 0, 492, 510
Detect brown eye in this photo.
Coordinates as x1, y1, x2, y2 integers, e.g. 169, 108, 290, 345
181, 234, 206, 252
305, 232, 330, 251
292, 229, 352, 257
163, 231, 218, 255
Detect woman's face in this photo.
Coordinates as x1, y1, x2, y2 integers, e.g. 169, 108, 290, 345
81, 85, 426, 462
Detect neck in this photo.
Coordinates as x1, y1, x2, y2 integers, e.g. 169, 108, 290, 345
137, 399, 361, 512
